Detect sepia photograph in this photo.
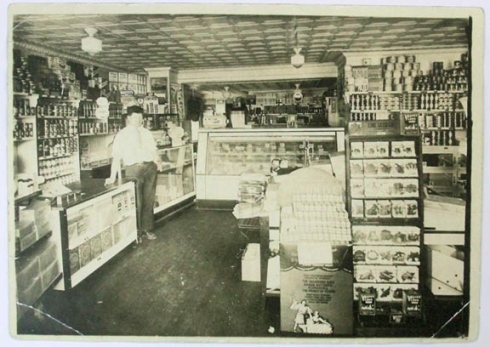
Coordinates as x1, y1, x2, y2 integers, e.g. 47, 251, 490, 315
3, 0, 488, 345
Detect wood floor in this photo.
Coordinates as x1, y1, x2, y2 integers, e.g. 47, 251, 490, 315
16, 206, 467, 340
17, 207, 280, 338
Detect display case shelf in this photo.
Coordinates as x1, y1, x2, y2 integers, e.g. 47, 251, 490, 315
154, 143, 196, 214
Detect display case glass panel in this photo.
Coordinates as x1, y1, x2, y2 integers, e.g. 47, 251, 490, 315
206, 135, 337, 176
154, 144, 195, 212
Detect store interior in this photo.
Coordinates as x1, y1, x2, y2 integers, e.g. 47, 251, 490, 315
10, 9, 474, 340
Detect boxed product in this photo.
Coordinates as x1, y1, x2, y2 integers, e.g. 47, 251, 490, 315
353, 246, 368, 264
100, 227, 113, 252
358, 287, 377, 316
78, 241, 92, 268
405, 247, 421, 264
391, 247, 407, 264
363, 142, 378, 158
354, 265, 376, 283
397, 266, 419, 284
364, 200, 379, 218
377, 142, 390, 157
118, 72, 128, 84
69, 248, 80, 274
351, 142, 364, 158
90, 234, 102, 260
108, 71, 118, 82
350, 179, 365, 197
376, 284, 393, 301
391, 142, 405, 157
391, 200, 406, 218
402, 289, 423, 317
379, 227, 395, 243
353, 283, 377, 301
377, 200, 392, 218
364, 178, 380, 197
377, 248, 393, 264
405, 200, 419, 218
364, 247, 381, 264
350, 161, 364, 177
351, 200, 364, 218
403, 179, 419, 197
378, 160, 393, 177
376, 265, 397, 283
352, 226, 369, 244
363, 160, 378, 176
391, 284, 419, 301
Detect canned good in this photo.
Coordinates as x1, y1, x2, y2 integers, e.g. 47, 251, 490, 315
396, 55, 407, 63
384, 84, 393, 92
403, 84, 413, 92
395, 63, 404, 70
393, 78, 403, 85
407, 55, 416, 63
393, 70, 403, 79
404, 77, 414, 85
387, 56, 397, 63
383, 70, 394, 78
402, 70, 412, 77
385, 63, 395, 71
404, 63, 413, 71
384, 78, 394, 86
409, 70, 419, 77
454, 61, 462, 68
395, 84, 404, 91
413, 62, 421, 70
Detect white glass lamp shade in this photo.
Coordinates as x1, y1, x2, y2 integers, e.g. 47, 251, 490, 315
291, 47, 304, 69
81, 28, 102, 55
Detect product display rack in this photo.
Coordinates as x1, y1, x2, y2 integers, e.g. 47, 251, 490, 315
53, 181, 138, 290
346, 134, 424, 322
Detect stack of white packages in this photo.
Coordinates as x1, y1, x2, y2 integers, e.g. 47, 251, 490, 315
281, 186, 351, 245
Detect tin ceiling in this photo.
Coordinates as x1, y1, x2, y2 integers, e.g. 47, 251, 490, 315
13, 14, 469, 93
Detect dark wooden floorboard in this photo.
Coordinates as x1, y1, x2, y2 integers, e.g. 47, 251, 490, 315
17, 208, 279, 337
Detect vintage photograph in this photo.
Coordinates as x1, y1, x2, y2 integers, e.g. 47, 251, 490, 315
5, 1, 486, 345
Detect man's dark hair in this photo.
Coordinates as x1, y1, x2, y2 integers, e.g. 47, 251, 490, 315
127, 105, 144, 116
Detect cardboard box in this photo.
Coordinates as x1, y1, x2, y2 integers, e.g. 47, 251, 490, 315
427, 277, 463, 296
426, 245, 464, 292
241, 243, 260, 282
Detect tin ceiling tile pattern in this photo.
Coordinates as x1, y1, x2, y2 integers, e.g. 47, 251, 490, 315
13, 14, 468, 75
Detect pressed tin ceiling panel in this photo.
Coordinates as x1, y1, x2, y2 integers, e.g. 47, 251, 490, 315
13, 14, 469, 94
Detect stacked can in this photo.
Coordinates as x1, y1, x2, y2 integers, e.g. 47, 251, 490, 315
382, 55, 419, 92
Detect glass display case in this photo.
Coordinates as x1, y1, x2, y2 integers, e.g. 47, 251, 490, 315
196, 128, 345, 202
52, 180, 138, 290
154, 143, 195, 214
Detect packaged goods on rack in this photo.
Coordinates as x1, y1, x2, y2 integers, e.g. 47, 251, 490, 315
233, 174, 268, 226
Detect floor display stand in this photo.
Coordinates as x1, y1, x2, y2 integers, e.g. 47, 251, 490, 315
346, 133, 425, 325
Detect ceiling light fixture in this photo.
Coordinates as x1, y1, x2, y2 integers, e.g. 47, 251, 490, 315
291, 47, 305, 69
223, 86, 231, 100
81, 28, 102, 56
290, 21, 304, 69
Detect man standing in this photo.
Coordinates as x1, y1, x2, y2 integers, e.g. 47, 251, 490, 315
105, 105, 161, 241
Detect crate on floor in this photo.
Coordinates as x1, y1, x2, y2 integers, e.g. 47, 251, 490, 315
241, 243, 261, 282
